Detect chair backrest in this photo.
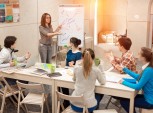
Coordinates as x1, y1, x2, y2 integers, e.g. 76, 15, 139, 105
56, 91, 88, 113
17, 81, 44, 93
0, 75, 18, 96
0, 75, 13, 90
56, 91, 84, 103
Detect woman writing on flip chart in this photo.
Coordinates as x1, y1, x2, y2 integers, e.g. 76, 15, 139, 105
39, 13, 62, 63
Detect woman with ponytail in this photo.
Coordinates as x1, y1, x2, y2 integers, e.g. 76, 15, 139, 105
70, 48, 106, 112
118, 47, 153, 113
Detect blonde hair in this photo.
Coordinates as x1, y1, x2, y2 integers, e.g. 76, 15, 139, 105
82, 49, 95, 78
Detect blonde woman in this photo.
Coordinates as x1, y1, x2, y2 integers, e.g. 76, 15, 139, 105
71, 48, 106, 112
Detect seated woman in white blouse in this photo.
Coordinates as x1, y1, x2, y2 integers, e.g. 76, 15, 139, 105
0, 36, 31, 85
71, 48, 106, 112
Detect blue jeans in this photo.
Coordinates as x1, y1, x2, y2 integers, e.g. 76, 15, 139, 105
118, 94, 153, 113
71, 93, 103, 112
4, 78, 28, 85
5, 78, 16, 85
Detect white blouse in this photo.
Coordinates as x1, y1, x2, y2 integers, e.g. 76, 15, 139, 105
0, 47, 26, 68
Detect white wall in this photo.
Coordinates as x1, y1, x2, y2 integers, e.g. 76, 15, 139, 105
96, 0, 153, 53
127, 0, 152, 54
0, 0, 74, 58
98, 0, 127, 35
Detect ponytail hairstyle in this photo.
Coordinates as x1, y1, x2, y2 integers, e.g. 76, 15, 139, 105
141, 47, 153, 68
82, 48, 95, 78
70, 37, 81, 48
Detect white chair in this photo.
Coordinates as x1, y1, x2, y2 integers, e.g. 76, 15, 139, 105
56, 91, 88, 113
94, 109, 118, 113
0, 75, 20, 113
17, 81, 49, 113
141, 109, 153, 113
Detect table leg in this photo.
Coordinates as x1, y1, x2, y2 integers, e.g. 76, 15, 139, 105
129, 94, 135, 113
52, 82, 55, 113
54, 81, 58, 113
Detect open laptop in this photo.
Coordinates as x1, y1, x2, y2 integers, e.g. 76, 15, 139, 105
18, 56, 37, 68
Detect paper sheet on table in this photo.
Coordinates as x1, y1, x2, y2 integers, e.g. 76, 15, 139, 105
55, 68, 73, 76
106, 75, 121, 83
1, 67, 20, 74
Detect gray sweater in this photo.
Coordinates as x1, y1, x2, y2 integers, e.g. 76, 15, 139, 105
71, 66, 106, 108
39, 25, 53, 45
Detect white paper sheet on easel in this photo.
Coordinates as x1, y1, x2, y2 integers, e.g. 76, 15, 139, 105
58, 4, 84, 47
106, 76, 121, 83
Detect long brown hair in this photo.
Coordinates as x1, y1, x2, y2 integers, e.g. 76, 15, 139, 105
41, 13, 51, 28
141, 47, 153, 68
82, 48, 95, 78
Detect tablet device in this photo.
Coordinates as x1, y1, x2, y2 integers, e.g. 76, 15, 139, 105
47, 72, 62, 77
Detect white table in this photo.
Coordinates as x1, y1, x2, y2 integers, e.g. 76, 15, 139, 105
0, 67, 55, 113
54, 69, 137, 113
1, 67, 137, 113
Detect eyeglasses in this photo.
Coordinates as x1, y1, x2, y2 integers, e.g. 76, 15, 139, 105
116, 42, 119, 46
46, 16, 51, 19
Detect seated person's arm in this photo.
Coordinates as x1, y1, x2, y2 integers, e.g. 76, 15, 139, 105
0, 60, 11, 68
97, 69, 106, 85
0, 53, 15, 68
106, 53, 122, 72
68, 52, 82, 67
73, 73, 76, 81
13, 52, 31, 62
122, 68, 151, 90
39, 26, 60, 37
123, 68, 140, 80
72, 68, 77, 81
114, 56, 121, 64
69, 61, 75, 67
69, 61, 74, 67
111, 56, 135, 73
111, 60, 123, 72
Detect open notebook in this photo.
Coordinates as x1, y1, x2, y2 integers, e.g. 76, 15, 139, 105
105, 71, 122, 83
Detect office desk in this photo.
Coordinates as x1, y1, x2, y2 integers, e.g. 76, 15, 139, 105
0, 67, 137, 113
54, 69, 137, 113
0, 67, 55, 113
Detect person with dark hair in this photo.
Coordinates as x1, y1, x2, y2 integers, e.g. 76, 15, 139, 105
117, 47, 153, 113
39, 13, 62, 63
0, 36, 31, 85
61, 37, 82, 108
66, 37, 82, 67
70, 48, 106, 112
0, 36, 31, 68
107, 36, 136, 73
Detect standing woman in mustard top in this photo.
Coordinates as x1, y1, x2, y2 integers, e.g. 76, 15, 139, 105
39, 13, 62, 63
